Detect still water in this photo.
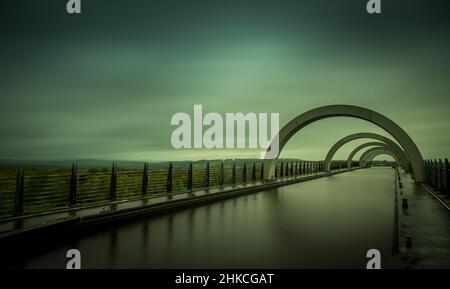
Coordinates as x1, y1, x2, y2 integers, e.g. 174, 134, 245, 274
24, 167, 400, 268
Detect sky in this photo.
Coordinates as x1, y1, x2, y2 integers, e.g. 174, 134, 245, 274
0, 0, 449, 162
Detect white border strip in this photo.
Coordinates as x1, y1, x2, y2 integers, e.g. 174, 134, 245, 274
420, 184, 450, 211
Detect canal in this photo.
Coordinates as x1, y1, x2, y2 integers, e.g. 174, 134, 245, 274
22, 167, 401, 268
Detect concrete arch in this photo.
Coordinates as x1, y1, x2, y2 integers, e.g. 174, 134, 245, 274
366, 150, 399, 163
345, 141, 408, 169
323, 133, 410, 172
360, 149, 400, 168
359, 146, 399, 168
263, 105, 424, 182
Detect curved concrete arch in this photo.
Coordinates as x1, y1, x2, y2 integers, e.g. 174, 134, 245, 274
359, 146, 399, 168
263, 105, 424, 182
361, 149, 400, 168
365, 150, 400, 164
345, 141, 408, 169
323, 133, 409, 173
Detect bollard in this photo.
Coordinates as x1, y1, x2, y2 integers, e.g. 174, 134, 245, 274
402, 198, 408, 209
406, 233, 412, 249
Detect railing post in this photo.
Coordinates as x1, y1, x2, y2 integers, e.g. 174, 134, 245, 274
205, 162, 210, 188
438, 159, 443, 192
141, 162, 149, 196
445, 158, 450, 197
167, 163, 173, 193
69, 163, 78, 205
260, 162, 264, 180
252, 162, 256, 182
290, 162, 294, 176
14, 165, 24, 214
428, 160, 432, 184
242, 162, 247, 183
433, 159, 438, 189
110, 163, 117, 201
219, 161, 224, 186
232, 161, 236, 184
280, 161, 284, 177
437, 159, 441, 190
431, 160, 435, 187
187, 163, 193, 191
285, 162, 289, 177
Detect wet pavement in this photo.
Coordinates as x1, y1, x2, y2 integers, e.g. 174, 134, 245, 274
397, 170, 450, 268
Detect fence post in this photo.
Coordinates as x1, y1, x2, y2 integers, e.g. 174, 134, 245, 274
110, 163, 117, 201
219, 162, 224, 186
290, 162, 294, 176
280, 161, 284, 177
431, 160, 435, 187
285, 162, 289, 177
252, 162, 256, 182
69, 163, 78, 205
242, 162, 247, 183
166, 163, 173, 193
433, 159, 438, 189
205, 162, 210, 188
14, 165, 24, 214
445, 158, 450, 197
260, 162, 264, 180
428, 160, 432, 184
438, 159, 443, 192
187, 163, 193, 192
232, 161, 236, 184
141, 163, 148, 196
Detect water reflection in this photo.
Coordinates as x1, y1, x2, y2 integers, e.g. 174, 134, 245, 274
24, 168, 400, 268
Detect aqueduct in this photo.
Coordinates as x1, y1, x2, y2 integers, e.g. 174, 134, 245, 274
345, 141, 405, 169
322, 132, 410, 172
263, 105, 424, 182
358, 146, 400, 168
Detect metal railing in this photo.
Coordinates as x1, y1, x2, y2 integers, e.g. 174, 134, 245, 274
424, 158, 450, 197
0, 159, 346, 219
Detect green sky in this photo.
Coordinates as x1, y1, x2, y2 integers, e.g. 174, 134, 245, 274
0, 0, 449, 162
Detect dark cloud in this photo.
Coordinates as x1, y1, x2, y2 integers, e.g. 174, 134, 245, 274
0, 0, 449, 161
